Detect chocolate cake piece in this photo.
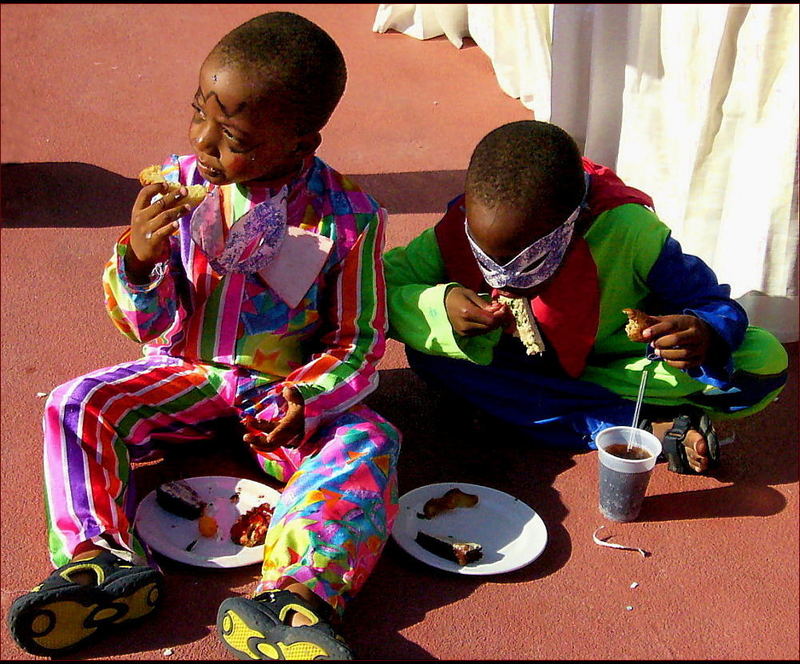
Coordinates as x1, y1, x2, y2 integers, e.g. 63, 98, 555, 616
156, 480, 205, 520
415, 530, 483, 566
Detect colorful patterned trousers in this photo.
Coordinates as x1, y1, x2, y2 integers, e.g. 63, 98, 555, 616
42, 355, 400, 615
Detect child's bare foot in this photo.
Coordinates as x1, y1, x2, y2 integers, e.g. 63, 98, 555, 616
282, 582, 328, 626
651, 420, 709, 473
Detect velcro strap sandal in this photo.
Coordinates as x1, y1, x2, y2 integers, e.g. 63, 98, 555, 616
217, 589, 354, 660
7, 550, 163, 657
662, 409, 720, 474
639, 406, 721, 475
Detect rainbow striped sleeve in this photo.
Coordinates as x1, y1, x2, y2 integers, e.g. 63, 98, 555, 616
287, 204, 388, 435
102, 156, 190, 344
102, 230, 183, 344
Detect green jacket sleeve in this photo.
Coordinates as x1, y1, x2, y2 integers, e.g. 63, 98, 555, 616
384, 228, 501, 364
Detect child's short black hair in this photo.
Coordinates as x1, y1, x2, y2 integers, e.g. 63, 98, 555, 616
213, 11, 347, 135
466, 121, 585, 219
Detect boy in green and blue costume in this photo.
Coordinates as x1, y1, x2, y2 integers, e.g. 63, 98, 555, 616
385, 120, 787, 473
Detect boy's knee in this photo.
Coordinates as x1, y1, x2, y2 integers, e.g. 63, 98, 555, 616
44, 376, 84, 412
733, 326, 789, 376
379, 419, 402, 453
359, 416, 402, 456
332, 405, 401, 453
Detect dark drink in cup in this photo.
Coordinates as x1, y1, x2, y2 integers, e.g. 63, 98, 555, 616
605, 444, 653, 460
596, 427, 662, 522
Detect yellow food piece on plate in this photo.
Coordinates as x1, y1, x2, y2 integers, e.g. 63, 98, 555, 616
198, 515, 218, 538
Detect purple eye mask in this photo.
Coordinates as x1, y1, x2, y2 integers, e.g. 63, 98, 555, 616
466, 206, 579, 289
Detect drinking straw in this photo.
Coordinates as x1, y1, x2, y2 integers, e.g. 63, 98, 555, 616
628, 369, 649, 451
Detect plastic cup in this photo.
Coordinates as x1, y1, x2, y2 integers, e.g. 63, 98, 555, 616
596, 426, 662, 522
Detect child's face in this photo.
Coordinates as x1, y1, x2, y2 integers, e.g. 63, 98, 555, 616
188, 54, 318, 187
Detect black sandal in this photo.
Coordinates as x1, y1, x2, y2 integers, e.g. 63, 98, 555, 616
7, 550, 163, 657
640, 407, 720, 475
217, 589, 354, 660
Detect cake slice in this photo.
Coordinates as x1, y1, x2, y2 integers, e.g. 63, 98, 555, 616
156, 480, 205, 520
415, 530, 483, 566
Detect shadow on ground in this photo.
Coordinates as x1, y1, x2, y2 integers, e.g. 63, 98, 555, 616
0, 162, 465, 227
639, 343, 798, 522
347, 368, 577, 658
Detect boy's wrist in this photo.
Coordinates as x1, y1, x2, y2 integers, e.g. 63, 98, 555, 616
123, 251, 158, 284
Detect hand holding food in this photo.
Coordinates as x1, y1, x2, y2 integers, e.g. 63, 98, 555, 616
444, 286, 507, 337
622, 308, 659, 342
496, 293, 545, 355
623, 308, 713, 369
138, 164, 208, 207
126, 165, 209, 280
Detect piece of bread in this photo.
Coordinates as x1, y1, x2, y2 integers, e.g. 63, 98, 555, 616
420, 488, 479, 519
497, 294, 545, 355
156, 480, 205, 520
622, 308, 658, 342
415, 531, 483, 566
138, 164, 208, 207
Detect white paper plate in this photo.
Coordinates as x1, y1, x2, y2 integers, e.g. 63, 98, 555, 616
134, 476, 280, 568
392, 482, 547, 575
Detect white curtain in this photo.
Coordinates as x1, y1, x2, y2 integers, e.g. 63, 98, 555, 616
552, 4, 800, 342
373, 4, 799, 342
373, 4, 554, 121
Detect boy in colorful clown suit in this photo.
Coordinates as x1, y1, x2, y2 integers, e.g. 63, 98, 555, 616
8, 12, 399, 660
385, 120, 787, 473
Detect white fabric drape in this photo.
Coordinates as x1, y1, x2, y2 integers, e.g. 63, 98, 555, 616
550, 4, 630, 168
553, 4, 799, 342
373, 4, 799, 342
372, 4, 554, 120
